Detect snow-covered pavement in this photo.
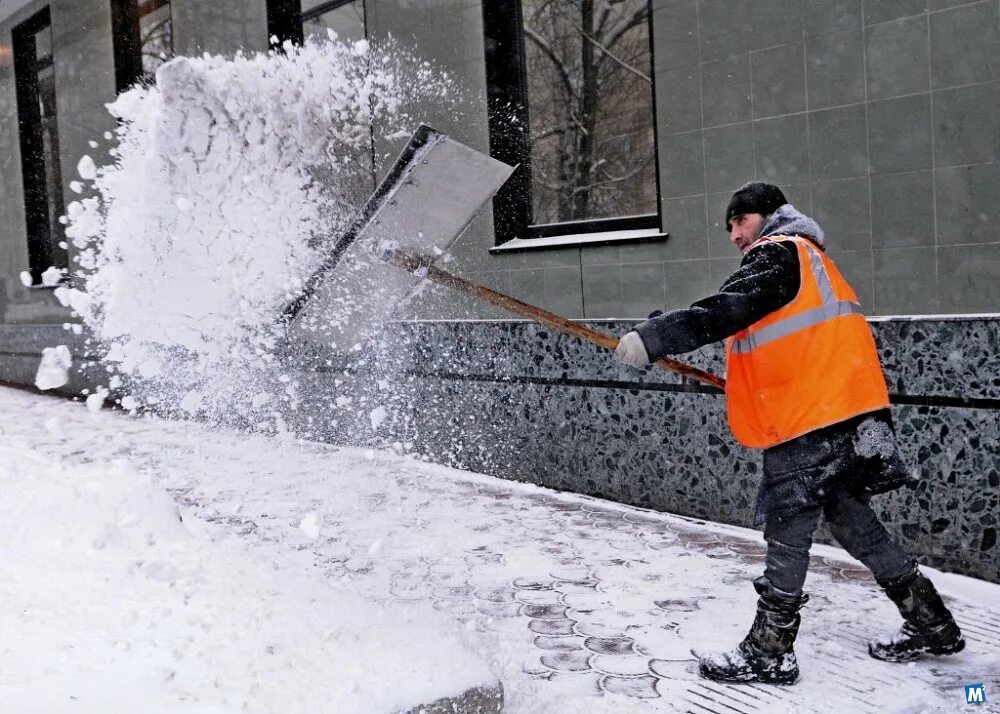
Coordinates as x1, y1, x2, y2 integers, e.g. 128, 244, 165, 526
2, 386, 998, 713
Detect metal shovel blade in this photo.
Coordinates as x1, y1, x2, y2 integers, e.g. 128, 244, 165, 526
282, 125, 514, 351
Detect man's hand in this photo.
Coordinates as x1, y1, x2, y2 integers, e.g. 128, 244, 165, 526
614, 331, 649, 367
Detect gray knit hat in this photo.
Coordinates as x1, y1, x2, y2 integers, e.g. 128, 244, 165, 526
725, 182, 787, 230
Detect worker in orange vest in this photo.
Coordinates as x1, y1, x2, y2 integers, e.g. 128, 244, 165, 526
613, 182, 964, 685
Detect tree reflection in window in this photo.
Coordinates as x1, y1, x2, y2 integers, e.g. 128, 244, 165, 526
13, 7, 66, 283
137, 0, 174, 75
522, 0, 657, 226
111, 0, 174, 91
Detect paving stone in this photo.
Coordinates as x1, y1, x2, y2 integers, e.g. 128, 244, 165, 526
544, 670, 604, 694
584, 636, 637, 656
533, 635, 586, 652
557, 581, 600, 595
653, 599, 701, 613
512, 578, 555, 590
521, 604, 569, 619
474, 587, 516, 603
515, 589, 564, 606
648, 659, 694, 679
540, 650, 592, 672
590, 654, 652, 677
550, 567, 592, 581
561, 592, 610, 612
474, 601, 523, 618
573, 622, 625, 638
528, 618, 577, 636
600, 674, 661, 698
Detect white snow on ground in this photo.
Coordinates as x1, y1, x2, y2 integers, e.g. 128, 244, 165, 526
2, 386, 999, 713
0, 396, 494, 713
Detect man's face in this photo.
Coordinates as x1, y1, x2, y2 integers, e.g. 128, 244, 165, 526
728, 212, 767, 254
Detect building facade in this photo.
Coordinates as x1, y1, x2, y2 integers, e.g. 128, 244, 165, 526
2, 0, 1000, 327
2, 0, 999, 582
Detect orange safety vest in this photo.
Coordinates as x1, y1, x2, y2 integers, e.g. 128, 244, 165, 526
725, 235, 889, 448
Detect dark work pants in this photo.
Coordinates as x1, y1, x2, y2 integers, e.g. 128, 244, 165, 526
762, 486, 914, 598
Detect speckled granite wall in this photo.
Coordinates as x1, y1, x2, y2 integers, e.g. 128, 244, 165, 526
3, 317, 999, 582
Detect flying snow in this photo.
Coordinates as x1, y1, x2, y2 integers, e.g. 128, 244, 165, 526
57, 35, 457, 431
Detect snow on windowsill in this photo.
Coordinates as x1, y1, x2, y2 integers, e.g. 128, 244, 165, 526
490, 227, 668, 253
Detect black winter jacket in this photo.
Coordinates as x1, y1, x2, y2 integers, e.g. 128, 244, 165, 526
634, 240, 800, 360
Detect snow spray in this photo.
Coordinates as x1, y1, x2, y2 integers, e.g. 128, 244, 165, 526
55, 34, 458, 433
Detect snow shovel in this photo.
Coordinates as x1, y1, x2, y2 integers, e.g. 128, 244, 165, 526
282, 124, 725, 391
280, 124, 515, 350
376, 247, 726, 391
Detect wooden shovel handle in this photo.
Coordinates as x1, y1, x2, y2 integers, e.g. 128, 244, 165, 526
381, 249, 727, 391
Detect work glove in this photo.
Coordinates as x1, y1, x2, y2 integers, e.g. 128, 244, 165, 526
614, 331, 649, 367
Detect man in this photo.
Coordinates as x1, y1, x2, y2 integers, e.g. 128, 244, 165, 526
613, 182, 964, 685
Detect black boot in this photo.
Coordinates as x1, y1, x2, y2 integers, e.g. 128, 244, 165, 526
697, 577, 807, 685
868, 565, 965, 663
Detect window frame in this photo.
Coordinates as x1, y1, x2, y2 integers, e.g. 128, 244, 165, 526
482, 0, 663, 245
13, 6, 67, 286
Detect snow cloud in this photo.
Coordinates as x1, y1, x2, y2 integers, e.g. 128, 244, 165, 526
61, 34, 457, 431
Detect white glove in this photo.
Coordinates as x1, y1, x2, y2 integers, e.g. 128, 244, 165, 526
613, 331, 649, 367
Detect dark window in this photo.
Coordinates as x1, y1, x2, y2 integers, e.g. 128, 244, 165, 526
267, 0, 304, 47
483, 0, 660, 242
13, 7, 66, 285
110, 0, 174, 92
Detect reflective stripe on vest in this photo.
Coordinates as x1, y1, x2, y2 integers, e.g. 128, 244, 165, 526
730, 241, 861, 354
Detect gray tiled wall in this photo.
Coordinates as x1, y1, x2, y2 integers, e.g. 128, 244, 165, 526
650, 0, 1000, 318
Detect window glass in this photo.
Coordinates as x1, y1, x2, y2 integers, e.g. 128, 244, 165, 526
136, 0, 174, 76
303, 0, 365, 44
13, 8, 66, 284
34, 21, 52, 61
111, 0, 174, 90
521, 0, 656, 226
37, 60, 64, 263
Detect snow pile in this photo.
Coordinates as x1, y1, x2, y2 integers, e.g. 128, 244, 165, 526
58, 35, 456, 429
0, 443, 495, 713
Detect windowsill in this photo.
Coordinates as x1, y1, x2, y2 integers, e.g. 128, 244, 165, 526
23, 278, 71, 290
490, 228, 668, 253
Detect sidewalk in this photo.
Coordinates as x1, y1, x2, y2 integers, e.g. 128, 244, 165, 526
2, 385, 998, 713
